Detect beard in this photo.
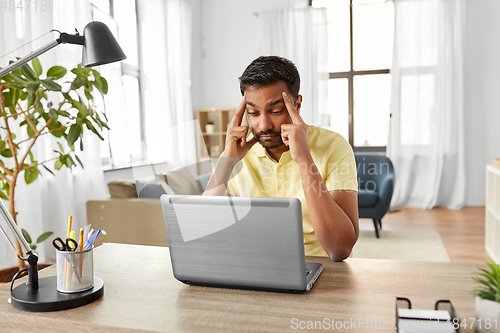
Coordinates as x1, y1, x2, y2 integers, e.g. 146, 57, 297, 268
254, 130, 284, 149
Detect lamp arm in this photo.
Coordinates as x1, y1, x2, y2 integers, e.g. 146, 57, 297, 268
0, 31, 85, 78
0, 39, 61, 78
0, 200, 32, 255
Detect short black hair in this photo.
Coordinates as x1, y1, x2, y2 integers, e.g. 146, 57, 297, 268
239, 56, 300, 99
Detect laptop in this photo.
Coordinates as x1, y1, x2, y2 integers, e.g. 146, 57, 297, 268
160, 194, 323, 292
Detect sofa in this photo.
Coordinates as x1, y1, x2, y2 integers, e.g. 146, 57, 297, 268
87, 167, 210, 247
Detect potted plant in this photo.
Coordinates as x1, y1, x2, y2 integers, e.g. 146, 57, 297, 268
205, 120, 215, 134
0, 58, 109, 277
471, 260, 500, 333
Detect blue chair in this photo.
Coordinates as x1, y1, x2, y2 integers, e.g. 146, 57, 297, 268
355, 154, 395, 238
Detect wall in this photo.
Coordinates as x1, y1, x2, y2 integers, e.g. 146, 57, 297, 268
463, 0, 500, 206
200, 0, 309, 108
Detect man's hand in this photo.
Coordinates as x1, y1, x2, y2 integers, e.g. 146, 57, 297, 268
223, 96, 258, 160
281, 92, 311, 163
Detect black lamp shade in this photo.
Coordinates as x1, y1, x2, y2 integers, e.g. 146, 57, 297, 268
82, 21, 126, 67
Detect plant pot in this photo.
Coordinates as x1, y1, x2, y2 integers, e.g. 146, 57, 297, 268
476, 296, 500, 333
205, 124, 215, 134
0, 263, 53, 286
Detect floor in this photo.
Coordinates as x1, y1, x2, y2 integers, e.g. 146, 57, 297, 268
359, 206, 490, 263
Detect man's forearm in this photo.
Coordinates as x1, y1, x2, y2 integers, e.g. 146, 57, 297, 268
298, 156, 358, 261
203, 156, 238, 196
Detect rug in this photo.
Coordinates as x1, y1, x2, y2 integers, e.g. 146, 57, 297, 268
352, 229, 451, 262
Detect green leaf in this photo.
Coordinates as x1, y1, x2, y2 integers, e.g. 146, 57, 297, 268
70, 99, 85, 116
42, 165, 55, 176
21, 228, 32, 244
84, 88, 93, 101
70, 144, 75, 152
29, 151, 35, 164
57, 142, 64, 153
65, 155, 75, 168
71, 66, 91, 77
1, 148, 13, 158
48, 108, 58, 119
24, 166, 40, 184
62, 92, 72, 101
0, 191, 8, 200
46, 66, 67, 80
32, 58, 42, 76
40, 79, 61, 91
36, 231, 53, 244
67, 124, 82, 146
54, 159, 63, 170
8, 72, 28, 84
27, 94, 36, 108
70, 77, 85, 90
80, 139, 84, 151
84, 120, 104, 140
27, 124, 36, 137
96, 77, 108, 95
21, 64, 38, 81
26, 82, 39, 96
75, 154, 84, 169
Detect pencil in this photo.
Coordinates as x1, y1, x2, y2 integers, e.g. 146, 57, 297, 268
79, 228, 83, 278
67, 215, 72, 238
65, 216, 73, 289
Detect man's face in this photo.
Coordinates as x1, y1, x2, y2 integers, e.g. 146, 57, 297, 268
244, 82, 302, 150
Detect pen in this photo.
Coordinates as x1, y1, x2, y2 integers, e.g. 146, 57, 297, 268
84, 229, 101, 250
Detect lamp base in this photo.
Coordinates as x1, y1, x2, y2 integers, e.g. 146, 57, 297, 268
10, 276, 104, 312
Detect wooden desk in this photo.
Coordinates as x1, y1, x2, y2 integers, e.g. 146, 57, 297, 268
0, 243, 480, 332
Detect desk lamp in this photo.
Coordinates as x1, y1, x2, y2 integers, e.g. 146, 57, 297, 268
0, 21, 125, 311
0, 21, 126, 77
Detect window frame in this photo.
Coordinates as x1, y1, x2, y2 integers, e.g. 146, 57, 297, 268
92, 0, 146, 170
311, 0, 391, 153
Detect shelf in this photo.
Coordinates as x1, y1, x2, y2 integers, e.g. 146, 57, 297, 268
196, 108, 236, 174
486, 165, 500, 264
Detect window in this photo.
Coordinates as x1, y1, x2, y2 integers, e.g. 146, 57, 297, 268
312, 0, 394, 151
91, 0, 143, 168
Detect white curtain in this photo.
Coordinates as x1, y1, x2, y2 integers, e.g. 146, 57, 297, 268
138, 0, 197, 170
387, 0, 466, 209
0, 0, 107, 269
258, 7, 328, 126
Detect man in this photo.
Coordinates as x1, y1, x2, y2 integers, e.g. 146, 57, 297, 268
204, 56, 358, 261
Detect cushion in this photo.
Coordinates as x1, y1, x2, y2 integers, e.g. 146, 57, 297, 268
135, 176, 175, 199
164, 168, 202, 195
357, 189, 378, 207
108, 180, 138, 198
196, 173, 211, 192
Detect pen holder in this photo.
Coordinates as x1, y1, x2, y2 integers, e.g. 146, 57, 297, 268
56, 246, 94, 293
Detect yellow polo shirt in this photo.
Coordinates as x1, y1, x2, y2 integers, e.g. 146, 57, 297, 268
226, 125, 358, 257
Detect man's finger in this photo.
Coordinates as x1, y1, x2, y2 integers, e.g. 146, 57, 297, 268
230, 96, 246, 128
240, 127, 248, 147
282, 92, 304, 125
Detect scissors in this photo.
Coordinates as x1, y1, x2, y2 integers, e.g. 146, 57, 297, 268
52, 237, 82, 283
52, 237, 78, 252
